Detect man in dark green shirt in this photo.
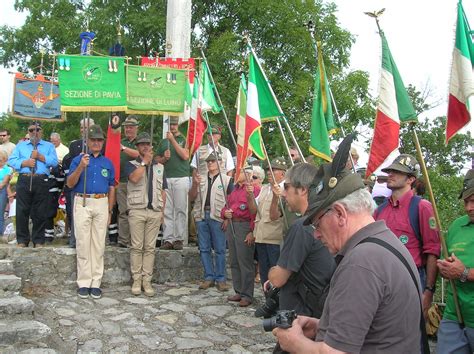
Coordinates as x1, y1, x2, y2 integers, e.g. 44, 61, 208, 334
117, 116, 139, 247
156, 116, 190, 250
437, 169, 474, 353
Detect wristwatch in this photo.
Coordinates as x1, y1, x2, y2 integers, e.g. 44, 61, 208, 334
140, 161, 146, 167
460, 267, 470, 282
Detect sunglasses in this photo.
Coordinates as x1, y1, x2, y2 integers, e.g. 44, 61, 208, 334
0, 135, 6, 137
28, 128, 41, 132
252, 176, 259, 180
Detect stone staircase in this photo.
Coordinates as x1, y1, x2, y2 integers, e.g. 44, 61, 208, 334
0, 257, 53, 351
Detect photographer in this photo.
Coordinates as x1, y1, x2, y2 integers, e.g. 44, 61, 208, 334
273, 136, 424, 353
266, 163, 335, 317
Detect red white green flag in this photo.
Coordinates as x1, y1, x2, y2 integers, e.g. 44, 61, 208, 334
366, 33, 417, 177
235, 74, 250, 181
446, 1, 474, 144
186, 61, 221, 155
366, 32, 417, 176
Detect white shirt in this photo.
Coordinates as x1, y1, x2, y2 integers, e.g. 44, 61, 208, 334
55, 143, 70, 163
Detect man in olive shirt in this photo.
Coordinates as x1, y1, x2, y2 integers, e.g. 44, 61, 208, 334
156, 116, 190, 250
117, 116, 139, 247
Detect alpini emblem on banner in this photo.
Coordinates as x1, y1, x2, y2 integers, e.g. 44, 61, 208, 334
83, 64, 103, 83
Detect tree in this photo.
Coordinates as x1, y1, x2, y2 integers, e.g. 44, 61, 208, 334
0, 0, 374, 156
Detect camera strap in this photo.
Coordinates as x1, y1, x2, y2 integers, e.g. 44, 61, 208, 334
358, 237, 430, 354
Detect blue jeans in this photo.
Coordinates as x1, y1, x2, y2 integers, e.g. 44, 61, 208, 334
0, 187, 7, 234
196, 212, 227, 282
256, 243, 280, 286
437, 319, 474, 354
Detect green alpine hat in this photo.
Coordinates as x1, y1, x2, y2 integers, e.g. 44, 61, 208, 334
166, 116, 179, 125
304, 134, 365, 226
135, 132, 152, 145
205, 152, 222, 162
210, 126, 222, 134
122, 115, 139, 126
265, 156, 289, 171
460, 169, 474, 200
88, 125, 105, 140
381, 154, 420, 177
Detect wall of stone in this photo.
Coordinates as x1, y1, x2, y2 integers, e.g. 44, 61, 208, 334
0, 246, 203, 290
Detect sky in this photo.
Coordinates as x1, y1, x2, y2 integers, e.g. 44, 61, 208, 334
0, 0, 473, 165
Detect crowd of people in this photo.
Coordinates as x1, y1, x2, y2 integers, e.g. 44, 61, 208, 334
0, 117, 472, 353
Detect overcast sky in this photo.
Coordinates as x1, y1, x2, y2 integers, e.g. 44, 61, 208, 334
0, 0, 473, 161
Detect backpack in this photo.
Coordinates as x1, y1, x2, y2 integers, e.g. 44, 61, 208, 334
375, 195, 422, 245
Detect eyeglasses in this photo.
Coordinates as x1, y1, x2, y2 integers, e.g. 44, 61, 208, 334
206, 160, 217, 163
252, 176, 259, 180
310, 208, 333, 232
283, 182, 291, 190
28, 128, 41, 132
0, 135, 6, 137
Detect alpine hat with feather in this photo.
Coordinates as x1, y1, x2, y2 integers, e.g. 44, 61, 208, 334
304, 133, 365, 225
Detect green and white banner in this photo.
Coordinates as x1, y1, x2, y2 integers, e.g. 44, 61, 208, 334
57, 55, 127, 112
126, 65, 187, 114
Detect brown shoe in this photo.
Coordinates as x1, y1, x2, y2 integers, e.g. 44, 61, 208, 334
16, 243, 28, 248
173, 240, 183, 250
216, 282, 230, 292
198, 280, 215, 290
34, 244, 44, 248
227, 294, 241, 302
160, 241, 174, 250
239, 298, 252, 307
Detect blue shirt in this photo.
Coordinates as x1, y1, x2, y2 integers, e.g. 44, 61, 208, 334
68, 153, 115, 194
8, 139, 58, 174
0, 165, 12, 187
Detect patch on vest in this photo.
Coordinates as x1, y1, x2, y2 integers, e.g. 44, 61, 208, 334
218, 184, 223, 190
429, 217, 436, 230
239, 204, 247, 210
101, 168, 108, 177
399, 235, 409, 244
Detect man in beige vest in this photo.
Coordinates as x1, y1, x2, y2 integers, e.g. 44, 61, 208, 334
126, 132, 165, 297
189, 153, 233, 291
254, 157, 288, 287
190, 126, 234, 177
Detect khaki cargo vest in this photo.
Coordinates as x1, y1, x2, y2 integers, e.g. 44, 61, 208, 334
127, 161, 164, 212
254, 184, 285, 245
192, 173, 231, 222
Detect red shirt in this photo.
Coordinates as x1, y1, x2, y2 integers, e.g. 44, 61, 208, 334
374, 190, 441, 267
221, 183, 260, 230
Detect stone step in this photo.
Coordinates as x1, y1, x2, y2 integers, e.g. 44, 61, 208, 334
0, 259, 14, 273
0, 274, 21, 292
0, 320, 51, 345
0, 295, 35, 318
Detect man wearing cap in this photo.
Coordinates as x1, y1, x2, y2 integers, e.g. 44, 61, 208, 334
189, 152, 233, 291
273, 137, 423, 352
126, 132, 166, 297
436, 169, 474, 353
267, 163, 335, 318
253, 157, 287, 287
191, 126, 234, 177
374, 154, 440, 318
63, 117, 95, 248
157, 116, 190, 250
117, 115, 140, 248
67, 125, 115, 300
8, 123, 58, 247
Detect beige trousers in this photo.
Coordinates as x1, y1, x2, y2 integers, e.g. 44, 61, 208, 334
74, 195, 109, 288
129, 208, 162, 281
117, 182, 130, 246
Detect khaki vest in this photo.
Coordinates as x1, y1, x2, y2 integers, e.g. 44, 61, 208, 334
254, 184, 285, 245
127, 161, 164, 211
196, 144, 231, 176
192, 173, 231, 222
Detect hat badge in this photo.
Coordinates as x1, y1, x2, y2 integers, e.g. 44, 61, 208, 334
328, 177, 338, 188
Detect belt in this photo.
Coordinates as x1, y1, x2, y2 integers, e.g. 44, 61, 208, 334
232, 217, 250, 222
20, 173, 47, 177
76, 193, 108, 199
204, 206, 211, 211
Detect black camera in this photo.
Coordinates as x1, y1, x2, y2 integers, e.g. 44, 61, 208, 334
263, 310, 297, 332
255, 283, 280, 318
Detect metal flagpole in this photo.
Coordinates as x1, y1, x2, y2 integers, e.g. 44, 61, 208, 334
82, 112, 90, 207
412, 124, 464, 325
199, 47, 238, 151
245, 36, 306, 164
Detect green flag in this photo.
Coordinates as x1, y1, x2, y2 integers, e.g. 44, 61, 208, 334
126, 65, 187, 114
309, 43, 337, 161
57, 55, 126, 112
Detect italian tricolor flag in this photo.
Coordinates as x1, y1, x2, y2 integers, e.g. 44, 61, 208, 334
366, 34, 417, 177
186, 61, 221, 156
446, 1, 474, 144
